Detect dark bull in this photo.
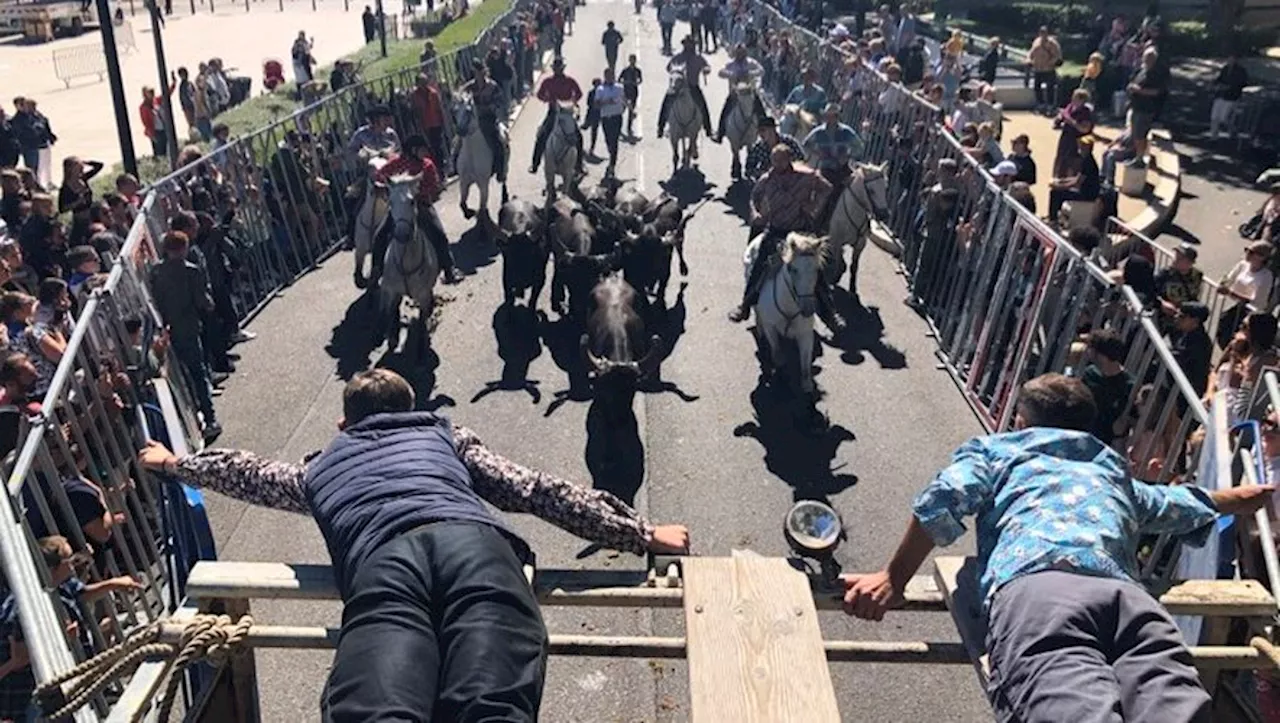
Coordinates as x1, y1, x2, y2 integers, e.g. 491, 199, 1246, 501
495, 199, 550, 308
580, 274, 665, 411
547, 198, 620, 320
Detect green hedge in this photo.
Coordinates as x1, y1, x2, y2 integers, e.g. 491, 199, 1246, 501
967, 2, 1094, 35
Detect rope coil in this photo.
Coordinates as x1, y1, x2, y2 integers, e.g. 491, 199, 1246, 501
34, 613, 254, 723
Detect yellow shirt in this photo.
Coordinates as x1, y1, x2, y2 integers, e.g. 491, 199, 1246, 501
944, 36, 964, 57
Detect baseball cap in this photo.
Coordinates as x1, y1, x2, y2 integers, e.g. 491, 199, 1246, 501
1174, 243, 1198, 262
993, 160, 1018, 176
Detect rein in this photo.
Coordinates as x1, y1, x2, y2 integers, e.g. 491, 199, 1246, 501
771, 252, 817, 332
391, 212, 431, 279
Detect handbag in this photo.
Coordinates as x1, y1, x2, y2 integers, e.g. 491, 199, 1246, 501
1239, 212, 1264, 240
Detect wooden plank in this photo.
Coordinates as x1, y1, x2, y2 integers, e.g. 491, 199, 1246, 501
682, 557, 840, 723
933, 556, 992, 686
1160, 579, 1277, 618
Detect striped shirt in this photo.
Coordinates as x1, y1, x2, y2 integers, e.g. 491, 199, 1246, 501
744, 133, 804, 181
750, 166, 831, 231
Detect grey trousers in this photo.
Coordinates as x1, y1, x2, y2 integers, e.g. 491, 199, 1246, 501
986, 571, 1212, 723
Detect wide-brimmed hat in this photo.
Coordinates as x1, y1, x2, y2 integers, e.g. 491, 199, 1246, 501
1174, 243, 1198, 261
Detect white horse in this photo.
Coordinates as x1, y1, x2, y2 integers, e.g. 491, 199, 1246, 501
352, 153, 390, 289
745, 232, 826, 395
452, 95, 510, 222
544, 100, 580, 201
666, 73, 702, 173
824, 162, 890, 302
778, 103, 815, 141
724, 82, 760, 180
381, 173, 440, 355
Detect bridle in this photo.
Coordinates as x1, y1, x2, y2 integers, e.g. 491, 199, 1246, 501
549, 106, 576, 169
772, 247, 818, 328
834, 166, 887, 241
389, 194, 430, 278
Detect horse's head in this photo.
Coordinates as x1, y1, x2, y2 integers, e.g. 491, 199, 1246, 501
366, 155, 390, 195
780, 232, 827, 317
669, 70, 689, 94
854, 162, 891, 223
553, 101, 578, 134
386, 173, 420, 220
733, 81, 757, 104
452, 96, 475, 135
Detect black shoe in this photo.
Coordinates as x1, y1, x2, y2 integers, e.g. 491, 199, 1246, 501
212, 362, 236, 374
211, 371, 231, 386
443, 268, 462, 284
225, 351, 241, 361
202, 421, 223, 442
727, 305, 750, 323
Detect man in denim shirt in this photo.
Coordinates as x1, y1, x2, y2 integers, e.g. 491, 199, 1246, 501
802, 103, 863, 229
843, 373, 1275, 723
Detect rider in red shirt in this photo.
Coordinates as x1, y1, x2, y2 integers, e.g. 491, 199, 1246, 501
370, 135, 460, 284
530, 56, 585, 178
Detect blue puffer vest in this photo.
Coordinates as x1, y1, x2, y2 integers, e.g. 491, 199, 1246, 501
303, 411, 518, 598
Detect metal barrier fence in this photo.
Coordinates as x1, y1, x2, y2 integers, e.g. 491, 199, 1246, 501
740, 0, 1214, 557
0, 1, 544, 719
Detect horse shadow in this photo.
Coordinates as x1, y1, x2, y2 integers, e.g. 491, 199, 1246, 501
541, 313, 593, 417
450, 222, 500, 277
732, 378, 858, 504
826, 288, 908, 370
658, 171, 715, 207
325, 290, 385, 380
471, 302, 545, 405
376, 325, 455, 412
718, 181, 753, 223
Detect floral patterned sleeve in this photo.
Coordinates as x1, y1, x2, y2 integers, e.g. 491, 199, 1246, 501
452, 425, 654, 555
173, 448, 311, 515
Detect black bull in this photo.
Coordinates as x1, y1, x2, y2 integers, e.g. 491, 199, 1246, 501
580, 274, 664, 410
587, 190, 698, 301
495, 199, 551, 307
547, 198, 621, 320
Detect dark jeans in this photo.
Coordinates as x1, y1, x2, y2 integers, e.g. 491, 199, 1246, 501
322, 522, 547, 722
660, 22, 674, 51
426, 126, 448, 174
716, 94, 767, 138
371, 203, 455, 281
1047, 187, 1096, 222
986, 571, 1211, 723
658, 85, 713, 137
477, 115, 507, 181
20, 148, 39, 173
531, 106, 584, 172
151, 129, 170, 158
202, 287, 236, 372
171, 333, 216, 425
815, 166, 851, 229
600, 115, 623, 161
1033, 71, 1057, 108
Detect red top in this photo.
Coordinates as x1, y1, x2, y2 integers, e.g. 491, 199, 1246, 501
139, 100, 157, 138
537, 75, 582, 103
375, 154, 442, 201
411, 84, 445, 129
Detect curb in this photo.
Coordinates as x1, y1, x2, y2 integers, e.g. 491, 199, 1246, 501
868, 221, 902, 258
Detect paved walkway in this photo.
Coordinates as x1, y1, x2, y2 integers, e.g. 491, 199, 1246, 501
0, 1, 366, 181
204, 1, 986, 720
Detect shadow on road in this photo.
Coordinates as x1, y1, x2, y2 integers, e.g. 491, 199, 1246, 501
658, 168, 715, 207
471, 302, 545, 405
733, 380, 858, 505
717, 179, 753, 223
584, 394, 645, 507
451, 223, 501, 277
325, 289, 383, 380
828, 289, 908, 370
377, 322, 454, 412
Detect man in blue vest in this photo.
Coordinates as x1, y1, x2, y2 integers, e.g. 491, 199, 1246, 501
139, 368, 689, 721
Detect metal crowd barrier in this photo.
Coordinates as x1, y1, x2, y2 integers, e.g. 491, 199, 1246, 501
0, 2, 545, 719
739, 0, 1214, 565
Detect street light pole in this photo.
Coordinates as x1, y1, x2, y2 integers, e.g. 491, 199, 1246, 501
147, 0, 181, 170
376, 0, 387, 57
96, 0, 138, 177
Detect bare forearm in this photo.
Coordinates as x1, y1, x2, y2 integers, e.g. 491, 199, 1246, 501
885, 516, 937, 589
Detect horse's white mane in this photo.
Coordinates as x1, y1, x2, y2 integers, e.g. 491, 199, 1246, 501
782, 232, 827, 267
388, 172, 420, 186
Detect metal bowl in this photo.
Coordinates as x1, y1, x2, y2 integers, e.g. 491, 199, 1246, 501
784, 500, 842, 556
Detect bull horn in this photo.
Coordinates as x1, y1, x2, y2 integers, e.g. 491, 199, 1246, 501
580, 334, 608, 375
638, 335, 666, 377
661, 230, 679, 248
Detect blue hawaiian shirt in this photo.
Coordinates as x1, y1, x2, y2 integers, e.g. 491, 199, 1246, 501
914, 428, 1219, 612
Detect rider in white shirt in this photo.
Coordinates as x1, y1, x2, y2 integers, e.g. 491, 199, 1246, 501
712, 43, 766, 144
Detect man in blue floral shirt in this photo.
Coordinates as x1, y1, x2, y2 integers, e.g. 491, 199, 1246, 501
842, 373, 1275, 723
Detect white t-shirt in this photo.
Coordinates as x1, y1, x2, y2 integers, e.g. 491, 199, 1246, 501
594, 83, 626, 118
1226, 259, 1275, 310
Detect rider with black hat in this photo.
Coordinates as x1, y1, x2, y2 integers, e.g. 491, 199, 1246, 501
530, 56, 586, 177
369, 134, 460, 285
458, 59, 508, 182
657, 35, 714, 140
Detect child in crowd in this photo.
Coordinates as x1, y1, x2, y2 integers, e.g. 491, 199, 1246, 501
65, 246, 101, 299
1081, 52, 1104, 100
0, 536, 140, 722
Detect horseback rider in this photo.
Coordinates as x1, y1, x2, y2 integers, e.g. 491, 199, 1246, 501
657, 35, 714, 141
712, 43, 766, 144
743, 116, 803, 183
784, 66, 828, 116
729, 145, 846, 332
457, 59, 508, 183
529, 56, 586, 178
803, 102, 865, 229
343, 105, 400, 245
370, 134, 460, 285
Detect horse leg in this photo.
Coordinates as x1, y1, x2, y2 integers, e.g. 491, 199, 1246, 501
384, 292, 401, 352
670, 136, 679, 175
477, 179, 490, 225
676, 234, 688, 277
730, 146, 741, 179
797, 324, 816, 396
849, 236, 866, 303
353, 244, 367, 289
459, 180, 475, 220
545, 166, 557, 201
550, 263, 566, 315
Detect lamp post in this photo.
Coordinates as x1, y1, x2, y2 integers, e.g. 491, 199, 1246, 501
376, 0, 387, 57
96, 0, 138, 176
147, 0, 181, 170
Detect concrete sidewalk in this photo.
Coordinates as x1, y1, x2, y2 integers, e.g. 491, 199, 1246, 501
0, 2, 366, 181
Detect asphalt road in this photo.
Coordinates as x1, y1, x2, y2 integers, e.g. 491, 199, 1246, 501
203, 1, 988, 720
